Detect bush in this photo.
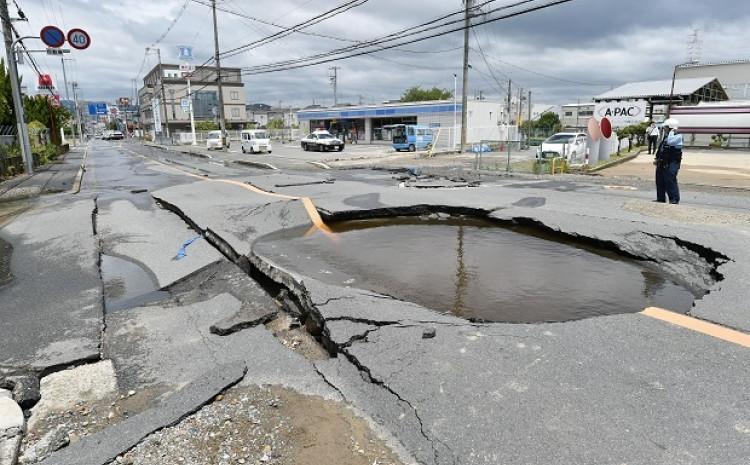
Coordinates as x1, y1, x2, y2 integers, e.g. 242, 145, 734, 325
33, 144, 59, 165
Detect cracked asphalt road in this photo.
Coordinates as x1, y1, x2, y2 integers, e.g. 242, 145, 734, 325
1, 140, 749, 465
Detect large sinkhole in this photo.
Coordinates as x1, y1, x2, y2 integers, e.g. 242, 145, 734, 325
254, 216, 698, 323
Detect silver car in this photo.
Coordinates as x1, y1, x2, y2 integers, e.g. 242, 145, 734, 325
539, 132, 587, 160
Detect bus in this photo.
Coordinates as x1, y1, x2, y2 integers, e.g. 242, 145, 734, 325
385, 124, 433, 152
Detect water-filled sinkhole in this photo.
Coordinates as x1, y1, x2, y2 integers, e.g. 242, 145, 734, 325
254, 216, 697, 323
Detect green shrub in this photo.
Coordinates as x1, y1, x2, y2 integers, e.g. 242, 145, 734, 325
33, 144, 59, 165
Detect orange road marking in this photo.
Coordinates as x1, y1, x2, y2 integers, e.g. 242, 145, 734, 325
641, 307, 750, 348
121, 146, 333, 235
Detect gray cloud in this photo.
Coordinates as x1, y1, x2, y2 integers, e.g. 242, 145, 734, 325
14, 0, 750, 106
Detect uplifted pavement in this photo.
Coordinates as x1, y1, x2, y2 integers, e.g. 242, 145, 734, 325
151, 170, 750, 465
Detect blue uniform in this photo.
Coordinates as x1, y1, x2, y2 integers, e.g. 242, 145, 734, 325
655, 130, 683, 204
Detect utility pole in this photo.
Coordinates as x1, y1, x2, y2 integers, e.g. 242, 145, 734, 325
460, 0, 472, 152
527, 90, 532, 123
151, 48, 170, 143
516, 87, 523, 126
453, 73, 458, 150
0, 0, 33, 174
211, 0, 227, 150
506, 79, 512, 172
329, 66, 339, 106
186, 73, 196, 145
60, 57, 70, 100
71, 81, 83, 144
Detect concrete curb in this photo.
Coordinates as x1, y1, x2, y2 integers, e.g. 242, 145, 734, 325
233, 160, 278, 170
70, 145, 90, 194
585, 148, 646, 173
143, 143, 212, 160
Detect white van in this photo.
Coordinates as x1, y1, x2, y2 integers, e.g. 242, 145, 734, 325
206, 130, 227, 150
241, 129, 272, 154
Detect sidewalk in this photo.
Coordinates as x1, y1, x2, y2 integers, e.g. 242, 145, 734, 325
0, 147, 86, 201
597, 149, 750, 189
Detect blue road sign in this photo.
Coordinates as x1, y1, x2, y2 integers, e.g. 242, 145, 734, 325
88, 102, 108, 116
40, 26, 65, 48
177, 45, 193, 61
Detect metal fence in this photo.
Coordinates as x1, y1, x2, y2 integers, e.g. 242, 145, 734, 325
168, 129, 303, 146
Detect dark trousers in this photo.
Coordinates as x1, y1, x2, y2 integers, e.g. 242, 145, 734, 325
655, 161, 680, 204
648, 136, 658, 154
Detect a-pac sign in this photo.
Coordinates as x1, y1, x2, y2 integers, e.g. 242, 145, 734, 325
594, 100, 647, 127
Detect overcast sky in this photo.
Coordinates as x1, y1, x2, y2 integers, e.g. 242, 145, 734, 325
14, 0, 750, 107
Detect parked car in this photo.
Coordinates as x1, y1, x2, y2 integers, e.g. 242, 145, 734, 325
206, 130, 229, 150
240, 129, 272, 154
539, 132, 587, 160
109, 130, 124, 140
301, 130, 344, 152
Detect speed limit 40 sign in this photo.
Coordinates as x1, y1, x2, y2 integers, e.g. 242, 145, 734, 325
67, 28, 91, 50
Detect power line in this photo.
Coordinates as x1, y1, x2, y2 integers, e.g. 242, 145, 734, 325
469, 46, 610, 86
471, 27, 512, 93
218, 0, 372, 59
191, 0, 357, 44
240, 0, 575, 75
134, 0, 191, 81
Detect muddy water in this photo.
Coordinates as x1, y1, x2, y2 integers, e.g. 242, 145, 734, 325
101, 255, 169, 312
254, 217, 696, 323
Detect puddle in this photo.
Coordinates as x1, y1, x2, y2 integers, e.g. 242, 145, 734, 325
101, 255, 169, 312
254, 216, 697, 323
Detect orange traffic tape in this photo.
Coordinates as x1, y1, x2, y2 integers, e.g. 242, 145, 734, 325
641, 307, 750, 348
122, 146, 333, 234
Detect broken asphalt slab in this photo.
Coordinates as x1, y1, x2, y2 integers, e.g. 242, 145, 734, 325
38, 362, 247, 465
104, 293, 336, 399
97, 196, 221, 288
0, 197, 102, 371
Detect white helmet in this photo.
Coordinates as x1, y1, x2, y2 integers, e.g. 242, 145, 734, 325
663, 118, 679, 129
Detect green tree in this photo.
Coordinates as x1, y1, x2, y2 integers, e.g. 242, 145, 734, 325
400, 86, 453, 102
536, 112, 562, 133
267, 118, 284, 130
23, 95, 71, 145
0, 60, 16, 126
195, 121, 218, 131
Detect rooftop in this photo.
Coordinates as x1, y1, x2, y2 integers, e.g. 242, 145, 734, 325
594, 77, 718, 101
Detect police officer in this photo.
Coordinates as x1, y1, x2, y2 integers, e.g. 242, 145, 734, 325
654, 118, 683, 204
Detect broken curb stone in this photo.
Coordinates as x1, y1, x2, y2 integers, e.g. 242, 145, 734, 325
39, 362, 247, 465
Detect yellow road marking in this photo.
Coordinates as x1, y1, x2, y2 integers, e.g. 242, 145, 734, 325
641, 307, 750, 348
120, 146, 333, 234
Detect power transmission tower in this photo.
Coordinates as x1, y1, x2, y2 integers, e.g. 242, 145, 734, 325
0, 0, 33, 174
329, 66, 340, 106
212, 0, 227, 149
687, 28, 702, 64
460, 0, 472, 152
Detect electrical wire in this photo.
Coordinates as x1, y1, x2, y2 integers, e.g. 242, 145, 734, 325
239, 0, 575, 75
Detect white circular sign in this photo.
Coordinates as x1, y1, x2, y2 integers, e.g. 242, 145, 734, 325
67, 28, 91, 50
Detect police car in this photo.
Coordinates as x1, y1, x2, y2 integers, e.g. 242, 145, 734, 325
300, 130, 345, 152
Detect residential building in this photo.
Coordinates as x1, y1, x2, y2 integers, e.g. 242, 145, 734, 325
138, 64, 248, 138
246, 103, 299, 128
560, 103, 594, 129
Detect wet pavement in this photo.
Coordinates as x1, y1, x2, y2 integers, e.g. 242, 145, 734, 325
1, 140, 749, 465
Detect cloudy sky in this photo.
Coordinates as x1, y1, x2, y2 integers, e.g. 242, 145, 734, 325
15, 0, 750, 107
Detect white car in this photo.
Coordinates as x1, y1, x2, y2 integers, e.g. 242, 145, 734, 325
240, 129, 272, 154
206, 130, 230, 150
539, 132, 587, 160
301, 130, 345, 152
